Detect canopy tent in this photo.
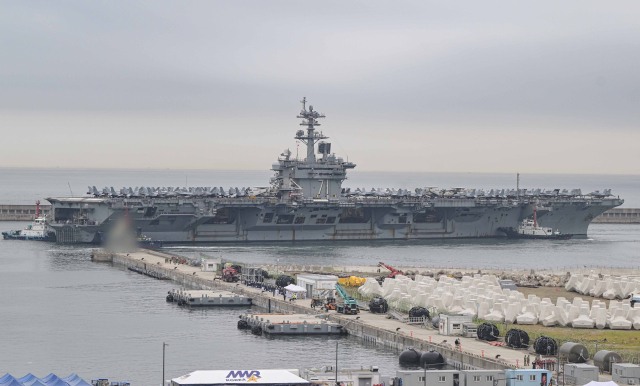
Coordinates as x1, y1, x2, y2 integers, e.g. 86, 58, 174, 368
16, 376, 35, 384
584, 382, 618, 386
66, 380, 90, 386
0, 374, 91, 386
0, 376, 17, 384
283, 285, 306, 293
45, 379, 68, 386
61, 376, 78, 383
172, 370, 310, 386
65, 378, 90, 386
1, 380, 24, 386
39, 376, 57, 384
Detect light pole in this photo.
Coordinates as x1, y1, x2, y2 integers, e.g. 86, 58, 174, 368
335, 341, 339, 386
163, 342, 169, 386
423, 363, 440, 386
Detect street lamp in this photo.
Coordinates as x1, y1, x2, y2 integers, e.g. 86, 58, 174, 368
423, 364, 440, 386
335, 341, 339, 386
163, 342, 169, 386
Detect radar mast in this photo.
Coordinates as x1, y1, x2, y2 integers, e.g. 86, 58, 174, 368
295, 97, 327, 163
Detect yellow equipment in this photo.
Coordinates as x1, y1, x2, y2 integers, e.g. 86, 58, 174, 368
338, 276, 366, 287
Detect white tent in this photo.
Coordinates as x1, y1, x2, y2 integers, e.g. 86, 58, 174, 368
284, 284, 306, 293
583, 382, 618, 386
171, 370, 310, 386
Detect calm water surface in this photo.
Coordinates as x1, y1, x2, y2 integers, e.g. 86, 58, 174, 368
0, 227, 402, 385
1, 166, 638, 385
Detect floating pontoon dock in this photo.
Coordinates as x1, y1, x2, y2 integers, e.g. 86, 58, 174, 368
167, 289, 252, 307
240, 313, 346, 335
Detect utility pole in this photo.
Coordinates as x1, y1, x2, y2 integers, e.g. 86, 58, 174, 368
335, 341, 339, 386
163, 342, 169, 386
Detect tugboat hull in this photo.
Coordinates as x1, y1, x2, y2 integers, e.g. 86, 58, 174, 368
2, 231, 57, 241
498, 227, 572, 240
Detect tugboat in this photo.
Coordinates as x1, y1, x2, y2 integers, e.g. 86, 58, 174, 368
138, 234, 163, 249
499, 207, 572, 240
2, 201, 56, 241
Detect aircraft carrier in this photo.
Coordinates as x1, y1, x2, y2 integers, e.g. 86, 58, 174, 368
46, 98, 623, 244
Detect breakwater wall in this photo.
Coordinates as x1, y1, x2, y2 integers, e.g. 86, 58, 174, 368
0, 204, 51, 221
262, 263, 640, 278
95, 249, 515, 371
592, 208, 640, 223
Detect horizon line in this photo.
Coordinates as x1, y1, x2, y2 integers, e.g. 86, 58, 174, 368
0, 166, 638, 176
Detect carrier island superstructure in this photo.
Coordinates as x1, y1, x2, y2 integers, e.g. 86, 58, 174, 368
46, 99, 623, 244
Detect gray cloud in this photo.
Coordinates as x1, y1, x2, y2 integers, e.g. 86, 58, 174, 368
0, 1, 639, 173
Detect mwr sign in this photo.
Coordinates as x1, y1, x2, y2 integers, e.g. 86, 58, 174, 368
226, 371, 262, 382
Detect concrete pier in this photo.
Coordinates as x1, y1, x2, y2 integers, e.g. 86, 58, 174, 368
101, 248, 542, 371
0, 204, 51, 221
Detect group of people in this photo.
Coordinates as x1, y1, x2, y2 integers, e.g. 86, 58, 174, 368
243, 280, 277, 293
242, 280, 303, 301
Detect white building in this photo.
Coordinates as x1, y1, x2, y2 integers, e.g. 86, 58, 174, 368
201, 258, 223, 272
296, 274, 338, 298
439, 315, 473, 336
170, 370, 309, 386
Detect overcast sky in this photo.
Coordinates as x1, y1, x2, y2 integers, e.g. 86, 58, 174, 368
1, 1, 639, 174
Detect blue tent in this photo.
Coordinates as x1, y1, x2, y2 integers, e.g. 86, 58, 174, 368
17, 375, 36, 384
0, 374, 90, 386
61, 375, 78, 383
1, 379, 24, 386
67, 380, 91, 386
27, 380, 47, 386
45, 379, 68, 386
0, 375, 17, 384
39, 375, 58, 384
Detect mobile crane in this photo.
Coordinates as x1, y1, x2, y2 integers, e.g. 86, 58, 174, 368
329, 283, 359, 315
377, 261, 404, 283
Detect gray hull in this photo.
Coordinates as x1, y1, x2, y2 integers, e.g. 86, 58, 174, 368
47, 197, 621, 244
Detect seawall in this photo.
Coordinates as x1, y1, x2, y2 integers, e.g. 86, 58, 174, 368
95, 249, 520, 371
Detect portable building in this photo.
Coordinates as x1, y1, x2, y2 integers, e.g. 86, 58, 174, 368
565, 364, 598, 385
296, 274, 338, 298
462, 370, 502, 386
505, 369, 551, 386
439, 315, 473, 336
612, 363, 640, 385
396, 370, 462, 386
201, 258, 222, 272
